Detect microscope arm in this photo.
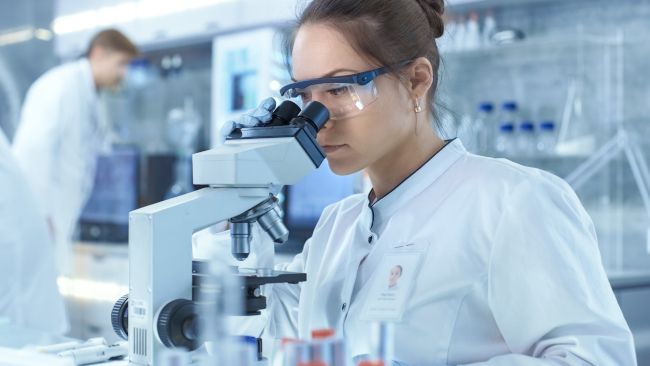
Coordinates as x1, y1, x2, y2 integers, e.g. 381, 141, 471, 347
127, 186, 271, 365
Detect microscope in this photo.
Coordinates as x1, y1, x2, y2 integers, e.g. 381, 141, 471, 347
111, 101, 329, 365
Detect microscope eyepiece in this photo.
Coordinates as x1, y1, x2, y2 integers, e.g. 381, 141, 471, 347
268, 100, 301, 126
293, 101, 329, 132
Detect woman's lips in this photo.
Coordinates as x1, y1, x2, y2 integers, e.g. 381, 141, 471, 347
321, 144, 345, 154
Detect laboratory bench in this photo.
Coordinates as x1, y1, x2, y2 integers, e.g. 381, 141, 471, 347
65, 242, 650, 364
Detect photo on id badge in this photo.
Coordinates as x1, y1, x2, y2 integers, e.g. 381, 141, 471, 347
388, 265, 403, 290
362, 249, 422, 321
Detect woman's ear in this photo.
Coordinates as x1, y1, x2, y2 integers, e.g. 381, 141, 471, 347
406, 57, 434, 100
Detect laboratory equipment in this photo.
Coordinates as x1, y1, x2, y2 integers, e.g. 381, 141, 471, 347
517, 121, 536, 156
212, 28, 285, 147
565, 129, 650, 233
491, 29, 526, 44
357, 362, 383, 366
126, 59, 155, 89
481, 12, 497, 47
454, 16, 467, 51
78, 146, 139, 242
497, 102, 518, 136
499, 102, 518, 125
37, 338, 106, 354
557, 78, 595, 155
537, 121, 556, 153
465, 13, 481, 50
495, 123, 515, 155
158, 348, 191, 366
58, 341, 127, 365
141, 154, 177, 206
219, 336, 260, 366
165, 97, 202, 199
474, 102, 495, 153
279, 329, 348, 366
369, 323, 394, 366
316, 329, 346, 366
493, 102, 518, 155
111, 100, 329, 365
242, 336, 264, 363
284, 160, 357, 232
272, 339, 296, 366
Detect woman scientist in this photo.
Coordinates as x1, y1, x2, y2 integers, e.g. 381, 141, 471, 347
223, 0, 636, 364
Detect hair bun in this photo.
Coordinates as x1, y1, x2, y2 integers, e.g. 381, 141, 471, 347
415, 0, 445, 38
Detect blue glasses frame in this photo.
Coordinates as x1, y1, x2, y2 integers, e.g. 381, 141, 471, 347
279, 59, 413, 97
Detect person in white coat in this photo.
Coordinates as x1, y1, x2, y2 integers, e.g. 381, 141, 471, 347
223, 0, 637, 364
0, 129, 68, 335
12, 29, 137, 275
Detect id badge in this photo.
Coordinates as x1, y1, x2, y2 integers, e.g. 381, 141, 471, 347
360, 242, 429, 322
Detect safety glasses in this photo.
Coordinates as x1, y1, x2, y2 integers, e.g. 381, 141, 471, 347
279, 60, 412, 120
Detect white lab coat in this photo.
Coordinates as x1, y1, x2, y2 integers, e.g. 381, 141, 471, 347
0, 130, 69, 334
12, 58, 105, 275
259, 139, 635, 365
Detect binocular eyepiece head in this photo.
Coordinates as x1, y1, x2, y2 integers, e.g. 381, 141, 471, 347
270, 100, 329, 133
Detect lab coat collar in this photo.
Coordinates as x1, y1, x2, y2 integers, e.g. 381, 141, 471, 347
77, 58, 99, 102
365, 139, 467, 232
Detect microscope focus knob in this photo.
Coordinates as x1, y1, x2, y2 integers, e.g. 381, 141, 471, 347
111, 294, 129, 340
157, 299, 200, 350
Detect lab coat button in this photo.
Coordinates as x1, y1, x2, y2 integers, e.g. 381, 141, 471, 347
367, 236, 373, 244
341, 302, 347, 312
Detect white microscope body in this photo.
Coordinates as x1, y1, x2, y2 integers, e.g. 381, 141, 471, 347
121, 102, 328, 365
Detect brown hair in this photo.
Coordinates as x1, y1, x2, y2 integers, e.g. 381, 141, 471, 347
283, 0, 445, 126
85, 29, 139, 58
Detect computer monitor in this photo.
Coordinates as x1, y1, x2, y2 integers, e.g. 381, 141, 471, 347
78, 146, 139, 243
281, 160, 359, 251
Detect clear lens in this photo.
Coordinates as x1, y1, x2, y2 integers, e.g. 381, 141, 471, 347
281, 81, 378, 120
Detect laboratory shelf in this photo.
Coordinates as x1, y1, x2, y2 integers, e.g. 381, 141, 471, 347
438, 26, 650, 275
441, 33, 623, 61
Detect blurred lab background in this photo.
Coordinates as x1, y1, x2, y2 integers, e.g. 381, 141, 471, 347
0, 0, 649, 364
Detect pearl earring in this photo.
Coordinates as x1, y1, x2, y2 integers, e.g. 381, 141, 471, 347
414, 99, 423, 113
